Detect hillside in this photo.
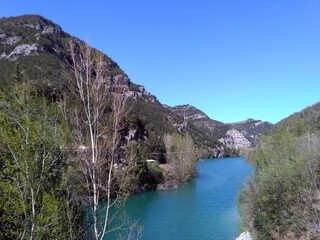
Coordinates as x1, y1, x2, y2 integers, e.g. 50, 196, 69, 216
0, 15, 227, 160
170, 104, 273, 150
267, 102, 320, 137
0, 14, 274, 160
238, 102, 320, 240
0, 15, 210, 238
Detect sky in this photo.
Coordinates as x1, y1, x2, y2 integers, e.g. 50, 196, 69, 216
1, 0, 319, 124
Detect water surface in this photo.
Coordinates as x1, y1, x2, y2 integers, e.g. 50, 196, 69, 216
107, 157, 253, 240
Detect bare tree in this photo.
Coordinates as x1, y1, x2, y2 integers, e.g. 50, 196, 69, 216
65, 40, 134, 239
163, 133, 196, 183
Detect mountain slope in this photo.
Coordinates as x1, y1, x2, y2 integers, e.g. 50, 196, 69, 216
0, 14, 225, 160
0, 15, 125, 93
0, 14, 272, 160
170, 104, 273, 150
267, 102, 320, 137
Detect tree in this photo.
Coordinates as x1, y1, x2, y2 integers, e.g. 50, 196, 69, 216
238, 130, 320, 240
65, 41, 139, 239
0, 82, 69, 239
163, 133, 196, 183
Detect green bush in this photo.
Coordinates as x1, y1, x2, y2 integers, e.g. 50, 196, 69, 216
239, 129, 320, 239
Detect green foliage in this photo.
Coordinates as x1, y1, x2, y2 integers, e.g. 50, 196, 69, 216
164, 133, 196, 183
0, 82, 72, 239
239, 106, 320, 239
119, 140, 163, 193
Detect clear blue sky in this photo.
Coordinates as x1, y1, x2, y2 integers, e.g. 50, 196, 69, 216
1, 0, 319, 123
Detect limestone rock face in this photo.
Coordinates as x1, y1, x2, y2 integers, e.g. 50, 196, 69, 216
126, 84, 157, 103
219, 128, 251, 149
42, 25, 61, 34
0, 35, 22, 45
5, 44, 38, 61
169, 105, 273, 155
169, 104, 223, 136
229, 119, 273, 141
0, 14, 63, 61
0, 27, 23, 45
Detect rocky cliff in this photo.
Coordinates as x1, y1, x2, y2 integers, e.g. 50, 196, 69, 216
170, 105, 273, 150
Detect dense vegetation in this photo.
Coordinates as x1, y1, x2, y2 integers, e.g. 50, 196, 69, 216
0, 15, 205, 238
0, 82, 79, 239
239, 103, 320, 240
0, 55, 166, 239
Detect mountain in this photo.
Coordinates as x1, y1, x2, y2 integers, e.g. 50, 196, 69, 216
169, 104, 273, 150
0, 14, 227, 160
0, 15, 127, 95
168, 104, 226, 138
229, 118, 273, 141
0, 14, 272, 160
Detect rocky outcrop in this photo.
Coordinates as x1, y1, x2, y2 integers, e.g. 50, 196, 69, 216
0, 35, 22, 45
124, 129, 138, 141
230, 119, 273, 141
127, 85, 157, 103
4, 43, 38, 61
169, 104, 223, 136
235, 231, 252, 240
17, 19, 62, 33
0, 15, 64, 62
0, 14, 160, 107
0, 27, 22, 45
219, 119, 272, 150
42, 25, 61, 34
219, 128, 251, 149
169, 105, 273, 154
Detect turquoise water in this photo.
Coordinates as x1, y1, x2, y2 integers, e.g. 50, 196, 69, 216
105, 157, 253, 240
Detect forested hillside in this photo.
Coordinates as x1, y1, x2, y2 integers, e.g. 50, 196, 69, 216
239, 102, 320, 240
0, 14, 202, 239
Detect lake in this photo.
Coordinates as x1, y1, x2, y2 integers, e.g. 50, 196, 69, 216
105, 157, 253, 240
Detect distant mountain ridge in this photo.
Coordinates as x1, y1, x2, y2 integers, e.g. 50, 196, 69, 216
169, 104, 273, 150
